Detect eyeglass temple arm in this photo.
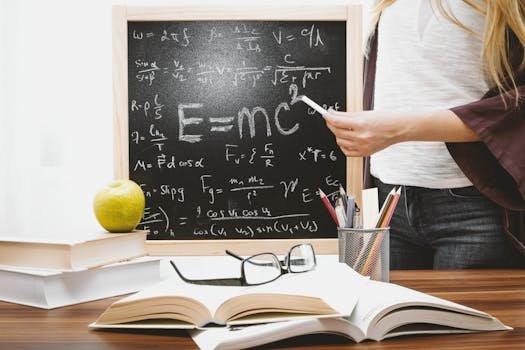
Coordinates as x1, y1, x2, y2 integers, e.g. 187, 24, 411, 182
181, 278, 244, 286
170, 260, 245, 286
225, 249, 244, 261
170, 260, 196, 283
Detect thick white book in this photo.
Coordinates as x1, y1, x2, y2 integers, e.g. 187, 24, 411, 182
0, 257, 162, 309
89, 261, 368, 329
191, 279, 510, 349
0, 231, 147, 270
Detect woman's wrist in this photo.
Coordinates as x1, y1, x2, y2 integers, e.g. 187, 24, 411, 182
392, 110, 480, 143
390, 111, 420, 143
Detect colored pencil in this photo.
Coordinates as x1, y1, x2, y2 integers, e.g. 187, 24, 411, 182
360, 234, 384, 275
318, 189, 339, 226
380, 187, 401, 228
374, 187, 396, 228
360, 187, 402, 275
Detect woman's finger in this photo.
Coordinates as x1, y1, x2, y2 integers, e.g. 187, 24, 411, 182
340, 146, 361, 157
328, 110, 350, 117
323, 113, 358, 130
335, 137, 356, 149
327, 123, 355, 141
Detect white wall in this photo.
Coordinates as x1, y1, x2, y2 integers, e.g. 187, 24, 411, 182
1, 0, 114, 236
0, 0, 8, 229
0, 0, 372, 237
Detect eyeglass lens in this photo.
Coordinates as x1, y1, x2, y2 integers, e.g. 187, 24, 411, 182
243, 253, 281, 285
289, 244, 316, 273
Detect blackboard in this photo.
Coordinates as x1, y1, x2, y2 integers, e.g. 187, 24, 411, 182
113, 5, 363, 254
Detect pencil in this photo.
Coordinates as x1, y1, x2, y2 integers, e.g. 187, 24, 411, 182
380, 187, 401, 228
360, 187, 402, 275
360, 236, 383, 275
374, 187, 396, 228
319, 189, 339, 226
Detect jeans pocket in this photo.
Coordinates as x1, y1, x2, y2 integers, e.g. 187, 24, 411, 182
447, 186, 485, 200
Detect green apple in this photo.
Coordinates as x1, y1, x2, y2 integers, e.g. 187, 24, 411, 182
93, 180, 145, 233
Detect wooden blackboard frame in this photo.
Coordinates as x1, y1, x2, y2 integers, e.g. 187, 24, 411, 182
112, 4, 363, 256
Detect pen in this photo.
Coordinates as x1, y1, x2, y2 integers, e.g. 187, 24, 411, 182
345, 195, 355, 228
352, 204, 362, 229
339, 185, 348, 212
319, 189, 339, 226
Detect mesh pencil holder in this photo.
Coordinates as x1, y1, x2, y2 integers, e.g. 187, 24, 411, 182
338, 227, 390, 282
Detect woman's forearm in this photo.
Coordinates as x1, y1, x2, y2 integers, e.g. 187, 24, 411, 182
399, 109, 480, 143
324, 109, 481, 157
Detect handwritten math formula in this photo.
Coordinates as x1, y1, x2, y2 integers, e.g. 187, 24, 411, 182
128, 20, 347, 240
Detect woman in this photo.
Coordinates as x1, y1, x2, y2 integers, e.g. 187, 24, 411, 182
325, 0, 525, 269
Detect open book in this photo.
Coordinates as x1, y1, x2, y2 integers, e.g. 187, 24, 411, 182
191, 279, 510, 349
90, 261, 367, 328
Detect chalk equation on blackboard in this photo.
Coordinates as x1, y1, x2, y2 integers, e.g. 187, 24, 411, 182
128, 21, 347, 240
130, 83, 341, 150
132, 23, 328, 88
137, 173, 342, 238
132, 23, 324, 49
134, 58, 331, 88
142, 205, 320, 238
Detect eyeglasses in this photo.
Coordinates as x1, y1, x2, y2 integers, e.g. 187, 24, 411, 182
170, 243, 317, 286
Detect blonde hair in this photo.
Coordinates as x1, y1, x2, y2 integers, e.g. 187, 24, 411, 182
373, 0, 525, 105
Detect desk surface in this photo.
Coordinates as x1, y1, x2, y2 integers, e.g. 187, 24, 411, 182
1, 269, 524, 350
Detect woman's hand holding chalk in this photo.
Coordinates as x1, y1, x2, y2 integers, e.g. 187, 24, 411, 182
297, 95, 329, 116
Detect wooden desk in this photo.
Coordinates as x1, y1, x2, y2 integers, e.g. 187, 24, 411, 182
1, 270, 524, 349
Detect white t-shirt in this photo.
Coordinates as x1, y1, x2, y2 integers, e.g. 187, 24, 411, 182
370, 0, 489, 189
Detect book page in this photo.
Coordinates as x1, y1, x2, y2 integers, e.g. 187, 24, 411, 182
114, 276, 247, 318
108, 257, 367, 325
191, 318, 364, 350
382, 322, 507, 340
239, 260, 368, 316
348, 279, 491, 336
369, 308, 510, 340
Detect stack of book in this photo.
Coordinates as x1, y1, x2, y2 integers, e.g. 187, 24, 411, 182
88, 257, 510, 350
0, 231, 161, 309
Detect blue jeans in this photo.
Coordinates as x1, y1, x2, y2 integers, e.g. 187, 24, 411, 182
373, 178, 524, 269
